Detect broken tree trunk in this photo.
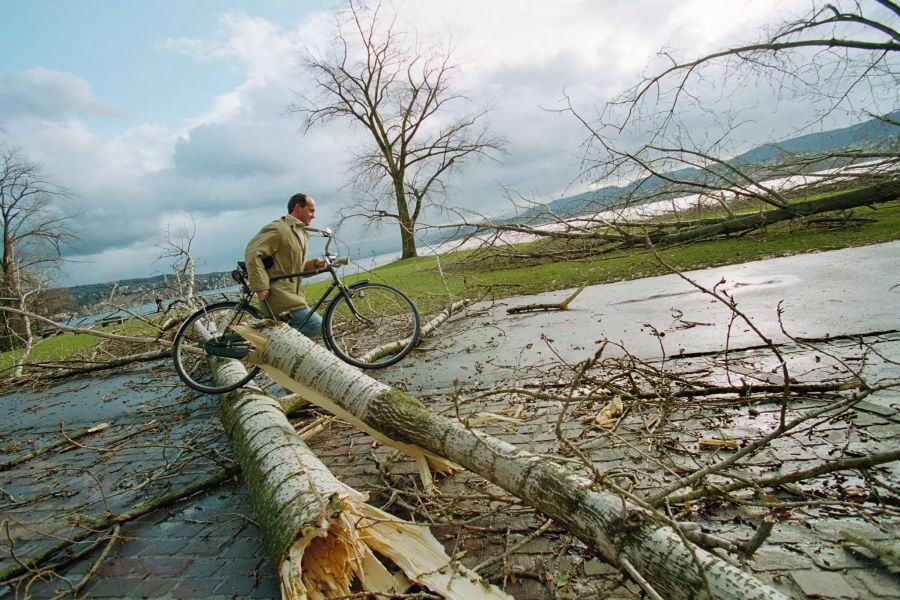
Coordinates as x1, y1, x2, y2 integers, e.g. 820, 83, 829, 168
647, 178, 900, 246
238, 322, 789, 600
213, 359, 510, 600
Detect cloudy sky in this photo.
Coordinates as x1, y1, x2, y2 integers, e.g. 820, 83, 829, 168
0, 0, 854, 286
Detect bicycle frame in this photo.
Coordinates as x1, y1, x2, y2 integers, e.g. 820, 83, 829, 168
175, 229, 419, 393
238, 229, 369, 333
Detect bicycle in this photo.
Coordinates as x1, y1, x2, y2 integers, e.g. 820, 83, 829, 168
172, 228, 420, 394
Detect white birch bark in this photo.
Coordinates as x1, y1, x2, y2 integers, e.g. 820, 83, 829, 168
239, 322, 789, 600
214, 359, 510, 600
10, 272, 35, 378
358, 298, 474, 364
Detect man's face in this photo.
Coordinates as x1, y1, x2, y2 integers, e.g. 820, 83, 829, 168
291, 198, 316, 225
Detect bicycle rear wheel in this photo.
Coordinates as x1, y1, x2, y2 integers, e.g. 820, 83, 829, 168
323, 283, 420, 369
172, 301, 262, 394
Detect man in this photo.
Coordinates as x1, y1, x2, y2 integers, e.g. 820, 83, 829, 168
244, 193, 327, 336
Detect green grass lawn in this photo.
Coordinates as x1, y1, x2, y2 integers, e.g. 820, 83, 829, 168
3, 199, 898, 374
305, 199, 900, 314
0, 319, 160, 375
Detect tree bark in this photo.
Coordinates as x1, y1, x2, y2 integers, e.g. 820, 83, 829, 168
648, 179, 900, 246
358, 298, 474, 364
239, 323, 789, 600
213, 358, 509, 600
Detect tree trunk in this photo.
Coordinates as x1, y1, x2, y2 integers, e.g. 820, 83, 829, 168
399, 218, 418, 259
649, 179, 900, 246
393, 178, 418, 259
239, 323, 789, 600
10, 267, 32, 378
213, 358, 510, 600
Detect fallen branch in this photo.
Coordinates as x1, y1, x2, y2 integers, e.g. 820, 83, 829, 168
47, 525, 121, 600
738, 515, 775, 559
665, 447, 900, 505
45, 349, 172, 379
0, 423, 109, 472
621, 557, 665, 600
473, 519, 553, 574
239, 322, 789, 600
0, 467, 238, 583
507, 284, 586, 314
840, 529, 900, 572
358, 298, 475, 365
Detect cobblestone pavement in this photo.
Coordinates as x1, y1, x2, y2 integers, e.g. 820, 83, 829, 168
0, 366, 280, 599
1, 296, 898, 596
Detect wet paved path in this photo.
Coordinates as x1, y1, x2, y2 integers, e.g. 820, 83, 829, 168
1, 242, 898, 599
378, 241, 900, 394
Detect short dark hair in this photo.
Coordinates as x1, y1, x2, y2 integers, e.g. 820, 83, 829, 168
287, 193, 311, 213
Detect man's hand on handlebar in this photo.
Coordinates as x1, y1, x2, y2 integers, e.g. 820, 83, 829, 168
313, 258, 327, 269
257, 289, 269, 303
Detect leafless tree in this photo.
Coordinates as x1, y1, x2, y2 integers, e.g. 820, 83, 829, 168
294, 0, 505, 258
447, 1, 899, 260
157, 219, 198, 308
0, 147, 74, 375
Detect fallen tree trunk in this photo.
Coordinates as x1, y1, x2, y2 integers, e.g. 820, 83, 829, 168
647, 179, 900, 246
213, 359, 509, 600
238, 323, 788, 600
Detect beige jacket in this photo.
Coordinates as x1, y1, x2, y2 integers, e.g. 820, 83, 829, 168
244, 214, 318, 314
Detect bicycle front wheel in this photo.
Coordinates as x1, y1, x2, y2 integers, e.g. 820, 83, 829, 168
172, 301, 262, 394
323, 283, 420, 369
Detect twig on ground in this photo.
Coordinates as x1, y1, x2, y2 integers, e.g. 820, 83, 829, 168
0, 423, 109, 472
507, 284, 586, 314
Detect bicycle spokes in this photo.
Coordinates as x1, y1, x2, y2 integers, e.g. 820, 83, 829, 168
324, 283, 420, 368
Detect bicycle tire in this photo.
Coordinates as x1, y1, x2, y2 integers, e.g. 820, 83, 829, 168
172, 301, 262, 394
323, 282, 420, 369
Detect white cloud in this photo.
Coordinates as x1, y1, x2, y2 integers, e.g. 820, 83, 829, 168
0, 67, 119, 120
6, 0, 865, 286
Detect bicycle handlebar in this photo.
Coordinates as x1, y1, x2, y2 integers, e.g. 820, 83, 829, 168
303, 226, 331, 235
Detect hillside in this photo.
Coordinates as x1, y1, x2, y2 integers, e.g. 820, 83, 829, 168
532, 111, 899, 219
67, 112, 898, 310
68, 271, 234, 314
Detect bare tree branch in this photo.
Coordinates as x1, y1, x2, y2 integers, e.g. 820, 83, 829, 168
293, 0, 505, 258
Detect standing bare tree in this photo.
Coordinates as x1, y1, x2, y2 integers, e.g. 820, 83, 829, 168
295, 0, 504, 258
157, 219, 198, 308
0, 147, 74, 375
